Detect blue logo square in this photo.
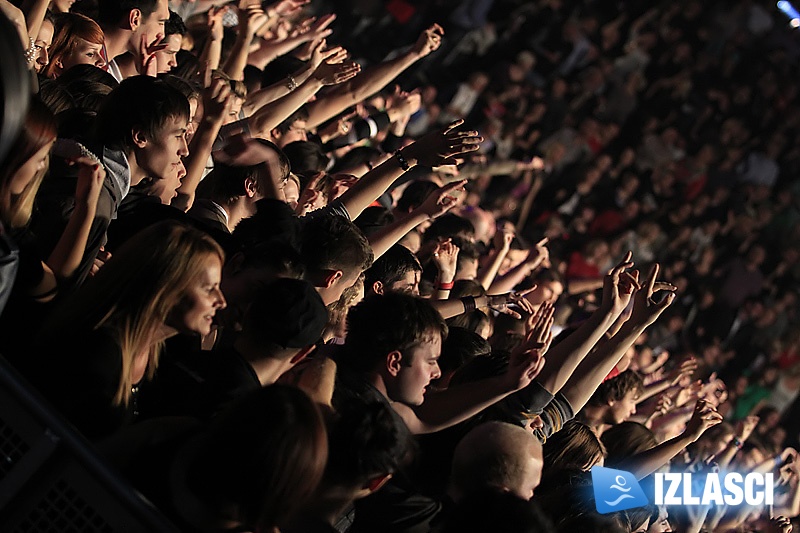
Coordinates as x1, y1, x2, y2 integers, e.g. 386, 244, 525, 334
591, 466, 649, 514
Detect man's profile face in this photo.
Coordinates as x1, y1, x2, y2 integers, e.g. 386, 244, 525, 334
136, 0, 170, 48
155, 34, 182, 73
135, 115, 189, 184
392, 334, 442, 406
511, 441, 543, 500
388, 270, 421, 296
609, 389, 639, 424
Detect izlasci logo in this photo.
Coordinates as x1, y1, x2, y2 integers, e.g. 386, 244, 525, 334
591, 466, 649, 514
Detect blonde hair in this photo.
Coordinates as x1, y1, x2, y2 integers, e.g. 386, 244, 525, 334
0, 99, 56, 228
48, 221, 224, 405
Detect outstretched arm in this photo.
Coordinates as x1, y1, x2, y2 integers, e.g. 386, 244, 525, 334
304, 23, 444, 128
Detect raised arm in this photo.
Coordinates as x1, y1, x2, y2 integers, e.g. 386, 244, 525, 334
304, 23, 444, 129
393, 328, 548, 434
338, 120, 481, 220
622, 399, 722, 480
246, 55, 360, 138
561, 264, 677, 413
222, 5, 269, 81
535, 253, 636, 395
367, 180, 465, 259
488, 238, 549, 294
173, 76, 233, 212
198, 7, 225, 73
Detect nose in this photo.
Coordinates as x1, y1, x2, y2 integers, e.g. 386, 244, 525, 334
179, 137, 189, 157
38, 47, 49, 68
214, 289, 227, 310
431, 362, 441, 381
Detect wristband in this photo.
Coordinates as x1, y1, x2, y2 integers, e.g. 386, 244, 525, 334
395, 150, 410, 171
776, 454, 785, 468
731, 436, 743, 450
438, 281, 455, 290
461, 296, 476, 313
286, 74, 298, 92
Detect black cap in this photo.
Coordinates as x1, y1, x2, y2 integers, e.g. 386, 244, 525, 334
244, 278, 328, 349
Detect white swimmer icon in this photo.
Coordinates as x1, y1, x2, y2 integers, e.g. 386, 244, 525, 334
604, 475, 636, 507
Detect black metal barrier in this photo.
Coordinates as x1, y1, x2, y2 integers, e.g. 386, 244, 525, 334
0, 355, 179, 532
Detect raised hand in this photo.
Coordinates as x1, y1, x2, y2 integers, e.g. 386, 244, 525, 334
735, 415, 759, 443
73, 157, 106, 210
684, 399, 723, 442
412, 23, 444, 58
525, 237, 550, 270
201, 75, 233, 124
600, 251, 638, 316
242, 5, 269, 38
667, 357, 698, 386
418, 180, 466, 219
402, 120, 482, 168
504, 314, 552, 391
629, 263, 677, 327
271, 0, 310, 16
432, 239, 459, 281
313, 53, 361, 86
525, 301, 555, 345
139, 33, 167, 77
488, 287, 537, 319
208, 6, 226, 42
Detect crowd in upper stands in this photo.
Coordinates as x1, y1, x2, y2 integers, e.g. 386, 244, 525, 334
2, 0, 800, 531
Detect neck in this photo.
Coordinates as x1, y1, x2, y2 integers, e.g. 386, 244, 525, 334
233, 336, 291, 386
219, 198, 252, 233
303, 486, 360, 526
127, 150, 148, 188
102, 27, 132, 61
367, 372, 391, 402
579, 405, 607, 434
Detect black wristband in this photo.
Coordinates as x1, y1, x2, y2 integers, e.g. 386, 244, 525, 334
461, 296, 476, 313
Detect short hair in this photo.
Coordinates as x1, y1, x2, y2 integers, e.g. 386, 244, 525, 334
397, 180, 439, 213
56, 64, 118, 90
193, 384, 327, 530
300, 215, 374, 279
346, 292, 448, 372
325, 396, 412, 487
330, 146, 382, 174
282, 140, 329, 175
447, 310, 490, 338
97, 0, 159, 25
451, 421, 541, 497
198, 163, 264, 203
450, 279, 486, 299
95, 76, 189, 152
274, 106, 309, 135
164, 10, 186, 37
423, 213, 476, 244
588, 370, 644, 406
161, 74, 200, 102
439, 327, 491, 376
365, 244, 422, 292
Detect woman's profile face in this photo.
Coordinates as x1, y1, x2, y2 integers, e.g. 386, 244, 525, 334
10, 140, 54, 194
167, 254, 227, 336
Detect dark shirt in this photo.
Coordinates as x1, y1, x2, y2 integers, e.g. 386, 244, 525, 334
138, 346, 260, 421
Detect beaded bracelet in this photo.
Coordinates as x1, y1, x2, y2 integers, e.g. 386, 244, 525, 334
24, 37, 36, 65
395, 150, 410, 171
286, 74, 298, 92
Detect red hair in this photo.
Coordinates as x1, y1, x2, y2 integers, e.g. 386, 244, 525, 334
45, 13, 104, 79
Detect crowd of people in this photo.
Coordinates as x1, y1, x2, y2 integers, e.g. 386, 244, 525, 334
1, 0, 800, 531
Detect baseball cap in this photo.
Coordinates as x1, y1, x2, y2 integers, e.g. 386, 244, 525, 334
244, 278, 329, 349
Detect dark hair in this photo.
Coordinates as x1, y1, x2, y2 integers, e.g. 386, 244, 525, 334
63, 80, 114, 113
542, 420, 605, 477
325, 396, 412, 487
346, 293, 448, 372
282, 140, 329, 175
95, 76, 189, 152
198, 163, 264, 204
397, 180, 439, 213
39, 79, 75, 114
330, 146, 382, 174
97, 0, 159, 25
447, 309, 491, 337
56, 64, 119, 90
172, 49, 200, 81
625, 504, 657, 532
190, 385, 327, 530
300, 214, 374, 280
261, 55, 306, 87
601, 422, 658, 468
365, 244, 422, 293
588, 370, 644, 406
164, 10, 186, 36
442, 490, 556, 533
161, 74, 200, 102
450, 279, 486, 298
423, 213, 476, 243
274, 106, 309, 135
354, 206, 395, 236
438, 326, 491, 375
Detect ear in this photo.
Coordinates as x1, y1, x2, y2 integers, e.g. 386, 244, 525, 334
321, 269, 343, 289
290, 344, 317, 365
372, 281, 384, 296
386, 351, 403, 377
132, 127, 148, 149
129, 8, 142, 31
270, 128, 281, 140
364, 473, 392, 493
244, 176, 258, 198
